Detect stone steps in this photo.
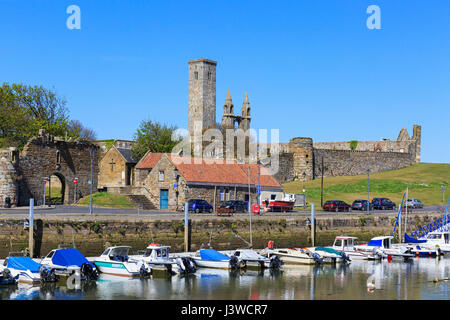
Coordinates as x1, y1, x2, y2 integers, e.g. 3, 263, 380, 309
125, 194, 157, 210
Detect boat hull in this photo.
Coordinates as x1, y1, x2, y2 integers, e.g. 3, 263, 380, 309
94, 261, 141, 277
193, 259, 231, 269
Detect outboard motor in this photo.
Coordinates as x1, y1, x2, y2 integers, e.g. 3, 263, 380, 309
165, 263, 176, 276
181, 257, 196, 273
311, 252, 324, 264
269, 255, 282, 269
39, 266, 59, 282
176, 257, 186, 273
139, 263, 151, 277
340, 251, 351, 263
80, 263, 98, 281
229, 256, 241, 269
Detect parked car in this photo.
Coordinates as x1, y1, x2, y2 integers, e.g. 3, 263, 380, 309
352, 199, 374, 211
187, 199, 213, 213
323, 200, 352, 212
406, 198, 423, 209
371, 198, 396, 210
218, 200, 247, 213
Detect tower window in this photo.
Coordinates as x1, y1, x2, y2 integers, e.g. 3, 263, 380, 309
208, 72, 211, 80
56, 151, 61, 164
194, 72, 198, 80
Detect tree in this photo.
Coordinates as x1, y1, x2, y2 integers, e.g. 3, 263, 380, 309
67, 120, 97, 141
0, 83, 95, 148
132, 120, 179, 161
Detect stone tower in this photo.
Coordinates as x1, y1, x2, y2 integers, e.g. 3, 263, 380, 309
412, 124, 421, 163
0, 148, 19, 207
221, 90, 235, 130
239, 92, 251, 131
188, 58, 217, 138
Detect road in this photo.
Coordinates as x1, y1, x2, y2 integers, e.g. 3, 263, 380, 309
0, 204, 445, 216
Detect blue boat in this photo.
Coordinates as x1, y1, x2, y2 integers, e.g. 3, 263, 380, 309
3, 256, 40, 284
40, 248, 98, 280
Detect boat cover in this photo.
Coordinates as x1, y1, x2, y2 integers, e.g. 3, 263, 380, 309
315, 247, 341, 255
52, 248, 94, 268
7, 257, 40, 273
404, 233, 426, 244
367, 239, 382, 247
199, 249, 230, 261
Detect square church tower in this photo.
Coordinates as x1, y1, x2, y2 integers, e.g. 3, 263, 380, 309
188, 58, 217, 138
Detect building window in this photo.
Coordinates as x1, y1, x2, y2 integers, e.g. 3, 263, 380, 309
159, 170, 165, 181
225, 187, 230, 201
194, 72, 198, 80
207, 71, 211, 80
220, 187, 224, 201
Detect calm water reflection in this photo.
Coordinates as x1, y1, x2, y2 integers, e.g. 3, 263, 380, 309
1, 257, 449, 300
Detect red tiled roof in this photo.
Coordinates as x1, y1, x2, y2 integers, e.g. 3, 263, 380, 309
168, 155, 282, 189
135, 152, 164, 169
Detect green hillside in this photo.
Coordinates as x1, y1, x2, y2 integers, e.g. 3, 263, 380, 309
283, 163, 450, 208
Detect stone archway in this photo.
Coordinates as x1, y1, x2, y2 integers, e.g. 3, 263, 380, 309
46, 172, 69, 205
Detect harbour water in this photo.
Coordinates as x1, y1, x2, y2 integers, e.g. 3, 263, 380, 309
1, 257, 448, 300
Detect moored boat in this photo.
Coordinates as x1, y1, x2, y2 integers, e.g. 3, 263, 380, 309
266, 247, 323, 265
354, 236, 415, 260
192, 249, 242, 269
39, 248, 98, 280
331, 236, 383, 260
221, 249, 282, 270
134, 244, 196, 276
92, 246, 147, 277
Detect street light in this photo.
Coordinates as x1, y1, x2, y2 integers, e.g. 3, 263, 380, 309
89, 146, 95, 215
367, 169, 370, 214
302, 172, 306, 193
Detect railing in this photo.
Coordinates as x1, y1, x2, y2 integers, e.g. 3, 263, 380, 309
410, 215, 449, 239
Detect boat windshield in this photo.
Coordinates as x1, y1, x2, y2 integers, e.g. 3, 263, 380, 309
428, 234, 442, 240
334, 239, 342, 247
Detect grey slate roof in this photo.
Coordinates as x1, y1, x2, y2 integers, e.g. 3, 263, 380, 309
116, 147, 137, 164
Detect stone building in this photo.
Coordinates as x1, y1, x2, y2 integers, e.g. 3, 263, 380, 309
0, 129, 99, 207
134, 153, 282, 211
98, 145, 137, 189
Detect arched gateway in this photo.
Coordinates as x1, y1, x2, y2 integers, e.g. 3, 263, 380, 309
15, 130, 99, 206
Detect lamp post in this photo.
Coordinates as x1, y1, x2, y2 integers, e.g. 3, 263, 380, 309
89, 146, 95, 215
367, 169, 370, 214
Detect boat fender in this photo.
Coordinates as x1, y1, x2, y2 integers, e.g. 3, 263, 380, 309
268, 240, 274, 249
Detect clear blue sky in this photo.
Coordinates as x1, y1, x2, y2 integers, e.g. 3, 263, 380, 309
1, 0, 449, 163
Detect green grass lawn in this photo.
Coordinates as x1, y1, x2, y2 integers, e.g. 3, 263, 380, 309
77, 192, 137, 209
284, 163, 450, 208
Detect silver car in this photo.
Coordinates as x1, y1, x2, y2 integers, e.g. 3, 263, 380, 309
406, 198, 423, 209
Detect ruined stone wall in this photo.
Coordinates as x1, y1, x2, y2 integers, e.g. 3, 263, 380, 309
17, 131, 99, 206
312, 148, 416, 178
313, 140, 416, 153
0, 149, 18, 207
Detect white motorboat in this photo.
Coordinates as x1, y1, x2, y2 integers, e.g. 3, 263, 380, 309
40, 248, 98, 280
221, 249, 282, 269
331, 236, 382, 260
354, 236, 414, 260
135, 244, 196, 276
192, 249, 242, 269
266, 247, 323, 265
92, 246, 146, 277
307, 246, 351, 264
1, 257, 38, 284
421, 231, 450, 254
